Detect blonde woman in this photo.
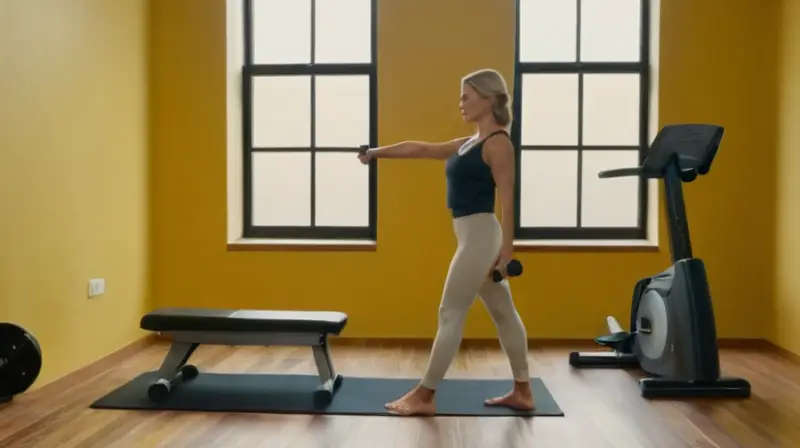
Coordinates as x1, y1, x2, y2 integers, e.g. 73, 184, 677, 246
357, 69, 534, 416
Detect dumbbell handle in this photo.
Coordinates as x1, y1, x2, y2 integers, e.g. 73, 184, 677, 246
492, 259, 523, 283
358, 145, 370, 156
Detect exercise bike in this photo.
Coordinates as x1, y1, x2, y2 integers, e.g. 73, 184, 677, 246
568, 124, 751, 399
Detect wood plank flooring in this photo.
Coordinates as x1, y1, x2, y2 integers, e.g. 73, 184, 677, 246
1, 339, 798, 448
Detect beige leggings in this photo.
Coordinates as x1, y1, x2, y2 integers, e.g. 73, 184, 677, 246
420, 212, 530, 390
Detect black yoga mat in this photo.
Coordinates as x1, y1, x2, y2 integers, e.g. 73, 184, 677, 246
90, 372, 564, 417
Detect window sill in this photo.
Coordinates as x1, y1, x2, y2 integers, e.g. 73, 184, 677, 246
512, 238, 659, 252
227, 238, 659, 252
227, 238, 378, 252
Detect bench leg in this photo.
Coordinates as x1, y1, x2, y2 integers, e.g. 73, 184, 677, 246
148, 342, 200, 402
312, 334, 343, 404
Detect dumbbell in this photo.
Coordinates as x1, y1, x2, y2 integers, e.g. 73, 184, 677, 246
492, 259, 523, 283
358, 145, 370, 156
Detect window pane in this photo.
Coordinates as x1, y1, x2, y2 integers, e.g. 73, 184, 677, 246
315, 75, 370, 147
315, 152, 369, 226
583, 74, 640, 146
252, 0, 311, 64
520, 150, 578, 227
581, 150, 640, 227
519, 0, 577, 62
252, 152, 311, 226
580, 0, 641, 62
252, 76, 311, 148
521, 74, 579, 146
315, 0, 371, 63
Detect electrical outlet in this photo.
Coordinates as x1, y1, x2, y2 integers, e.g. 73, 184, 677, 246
88, 278, 105, 298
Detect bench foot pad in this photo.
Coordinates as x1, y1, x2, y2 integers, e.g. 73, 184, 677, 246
148, 364, 200, 402
314, 374, 344, 406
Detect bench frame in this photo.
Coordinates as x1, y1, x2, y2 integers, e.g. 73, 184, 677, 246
148, 330, 343, 404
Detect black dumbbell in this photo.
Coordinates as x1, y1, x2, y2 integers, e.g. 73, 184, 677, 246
358, 145, 369, 156
492, 259, 523, 283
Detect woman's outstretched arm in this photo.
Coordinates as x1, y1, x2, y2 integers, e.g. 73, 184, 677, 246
365, 136, 472, 160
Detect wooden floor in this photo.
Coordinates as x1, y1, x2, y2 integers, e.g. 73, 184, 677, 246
1, 339, 799, 448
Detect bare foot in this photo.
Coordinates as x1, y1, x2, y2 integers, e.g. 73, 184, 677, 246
485, 382, 535, 411
384, 386, 436, 416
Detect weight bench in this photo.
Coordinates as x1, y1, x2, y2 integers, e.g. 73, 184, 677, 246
140, 308, 348, 404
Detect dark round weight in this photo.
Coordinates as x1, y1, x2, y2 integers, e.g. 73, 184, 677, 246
492, 259, 524, 283
148, 380, 171, 402
0, 323, 43, 400
181, 364, 199, 380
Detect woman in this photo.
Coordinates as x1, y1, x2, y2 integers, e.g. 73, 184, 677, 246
357, 69, 534, 416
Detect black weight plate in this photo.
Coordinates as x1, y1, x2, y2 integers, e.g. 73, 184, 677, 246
0, 323, 42, 396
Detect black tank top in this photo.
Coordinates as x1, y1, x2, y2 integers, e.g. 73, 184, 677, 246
445, 130, 509, 218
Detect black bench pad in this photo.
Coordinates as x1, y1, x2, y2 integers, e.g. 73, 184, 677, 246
140, 308, 348, 335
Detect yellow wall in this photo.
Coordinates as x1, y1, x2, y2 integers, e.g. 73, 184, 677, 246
774, 0, 800, 354
149, 0, 780, 340
0, 0, 150, 386
658, 0, 780, 340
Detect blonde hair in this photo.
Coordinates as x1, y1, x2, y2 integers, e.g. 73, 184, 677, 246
462, 69, 512, 127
